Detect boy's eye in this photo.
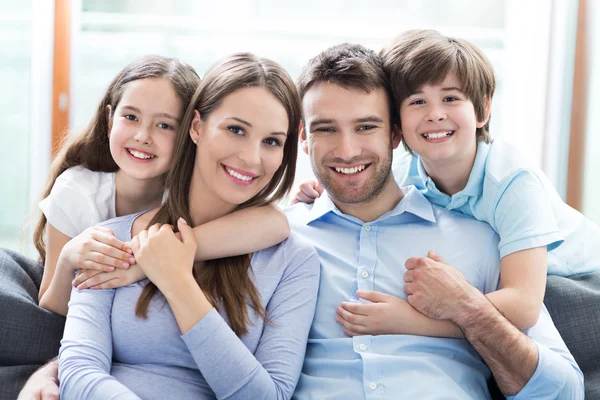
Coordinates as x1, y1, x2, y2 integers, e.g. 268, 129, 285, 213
443, 96, 459, 102
264, 137, 283, 147
228, 126, 244, 135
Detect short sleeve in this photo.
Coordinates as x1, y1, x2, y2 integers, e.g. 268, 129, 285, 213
493, 170, 564, 258
39, 177, 91, 238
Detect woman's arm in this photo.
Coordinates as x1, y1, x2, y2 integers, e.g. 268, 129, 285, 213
193, 205, 290, 260
58, 287, 139, 399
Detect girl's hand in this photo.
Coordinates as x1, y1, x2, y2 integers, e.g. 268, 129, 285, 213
335, 290, 412, 336
72, 264, 147, 290
60, 226, 135, 273
291, 180, 324, 205
130, 218, 197, 292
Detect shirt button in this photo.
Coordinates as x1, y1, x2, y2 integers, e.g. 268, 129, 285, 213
359, 344, 367, 351
364, 224, 372, 232
369, 382, 377, 390
361, 271, 369, 279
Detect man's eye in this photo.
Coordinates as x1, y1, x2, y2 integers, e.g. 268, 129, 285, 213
264, 137, 282, 147
315, 127, 334, 133
357, 125, 376, 131
228, 126, 244, 135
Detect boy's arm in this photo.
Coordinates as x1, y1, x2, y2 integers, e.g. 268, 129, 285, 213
192, 205, 290, 260
486, 247, 547, 330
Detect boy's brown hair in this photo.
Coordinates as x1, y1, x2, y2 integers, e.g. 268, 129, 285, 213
297, 43, 398, 127
381, 29, 495, 148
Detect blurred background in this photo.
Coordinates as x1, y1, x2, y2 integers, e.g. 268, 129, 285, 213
1, 0, 598, 256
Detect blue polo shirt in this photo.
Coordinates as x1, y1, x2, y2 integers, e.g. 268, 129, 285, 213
287, 186, 583, 399
401, 139, 600, 276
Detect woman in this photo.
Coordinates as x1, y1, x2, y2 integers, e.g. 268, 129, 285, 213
58, 53, 320, 400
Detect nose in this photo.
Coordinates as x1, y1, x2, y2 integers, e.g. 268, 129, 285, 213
238, 140, 261, 166
425, 104, 447, 123
333, 132, 362, 160
133, 126, 152, 145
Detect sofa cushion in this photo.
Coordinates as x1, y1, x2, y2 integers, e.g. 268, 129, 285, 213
545, 272, 600, 399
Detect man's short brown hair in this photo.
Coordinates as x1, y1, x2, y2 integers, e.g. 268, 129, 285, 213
297, 43, 397, 126
381, 29, 495, 146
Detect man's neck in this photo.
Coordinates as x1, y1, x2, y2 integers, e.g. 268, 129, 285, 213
333, 176, 404, 222
115, 171, 165, 217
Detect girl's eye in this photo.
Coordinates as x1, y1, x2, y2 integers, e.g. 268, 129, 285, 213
158, 123, 173, 130
124, 114, 137, 121
409, 99, 425, 106
228, 126, 244, 135
264, 137, 283, 147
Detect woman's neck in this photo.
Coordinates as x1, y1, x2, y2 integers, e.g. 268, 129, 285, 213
114, 171, 165, 217
421, 148, 477, 197
187, 168, 237, 227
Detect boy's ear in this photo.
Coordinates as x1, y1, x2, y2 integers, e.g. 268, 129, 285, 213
476, 97, 492, 128
190, 110, 202, 143
105, 105, 113, 136
299, 122, 309, 155
391, 124, 402, 149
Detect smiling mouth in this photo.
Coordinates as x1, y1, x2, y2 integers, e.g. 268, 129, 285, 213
330, 164, 370, 175
421, 131, 455, 140
223, 165, 257, 182
127, 148, 156, 159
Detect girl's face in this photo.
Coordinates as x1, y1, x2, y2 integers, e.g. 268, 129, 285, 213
190, 86, 289, 207
108, 77, 184, 181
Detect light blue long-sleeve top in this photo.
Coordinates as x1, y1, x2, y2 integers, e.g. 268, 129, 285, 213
58, 211, 320, 400
286, 186, 583, 399
401, 138, 600, 276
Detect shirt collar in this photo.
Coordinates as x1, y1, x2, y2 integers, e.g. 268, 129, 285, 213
303, 185, 436, 225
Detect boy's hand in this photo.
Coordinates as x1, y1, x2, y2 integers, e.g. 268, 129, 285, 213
291, 180, 324, 205
335, 290, 412, 336
61, 226, 135, 273
72, 263, 147, 290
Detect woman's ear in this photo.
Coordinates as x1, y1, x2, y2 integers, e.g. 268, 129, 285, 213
105, 105, 113, 136
476, 98, 492, 128
190, 110, 202, 144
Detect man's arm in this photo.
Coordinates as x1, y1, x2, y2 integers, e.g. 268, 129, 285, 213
18, 358, 59, 400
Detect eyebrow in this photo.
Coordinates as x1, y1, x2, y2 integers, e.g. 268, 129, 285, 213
122, 105, 180, 122
227, 117, 287, 136
411, 86, 463, 95
309, 116, 384, 130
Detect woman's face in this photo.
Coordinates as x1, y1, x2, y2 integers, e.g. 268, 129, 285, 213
190, 86, 289, 207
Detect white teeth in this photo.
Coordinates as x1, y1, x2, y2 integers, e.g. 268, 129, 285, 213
334, 165, 366, 175
422, 131, 453, 140
128, 149, 155, 159
225, 167, 253, 181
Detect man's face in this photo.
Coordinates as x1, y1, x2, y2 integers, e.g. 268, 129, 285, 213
301, 83, 400, 205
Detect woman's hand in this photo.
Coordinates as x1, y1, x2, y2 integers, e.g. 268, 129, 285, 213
60, 226, 135, 273
130, 218, 197, 293
72, 264, 147, 290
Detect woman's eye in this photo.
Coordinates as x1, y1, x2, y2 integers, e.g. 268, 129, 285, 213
158, 123, 172, 130
228, 126, 244, 135
264, 137, 282, 147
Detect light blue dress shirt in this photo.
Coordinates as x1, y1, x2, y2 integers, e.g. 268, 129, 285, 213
287, 186, 583, 399
59, 212, 320, 400
401, 139, 600, 276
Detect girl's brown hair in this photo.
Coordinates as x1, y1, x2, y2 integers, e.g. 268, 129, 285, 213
33, 55, 200, 265
135, 52, 301, 336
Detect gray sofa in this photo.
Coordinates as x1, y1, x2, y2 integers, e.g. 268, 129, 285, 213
0, 248, 598, 399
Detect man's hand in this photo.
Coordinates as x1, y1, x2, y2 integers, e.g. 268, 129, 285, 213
404, 250, 485, 321
18, 359, 59, 400
290, 180, 324, 205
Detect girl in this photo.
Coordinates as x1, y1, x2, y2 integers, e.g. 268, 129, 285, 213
59, 53, 320, 399
36, 55, 290, 316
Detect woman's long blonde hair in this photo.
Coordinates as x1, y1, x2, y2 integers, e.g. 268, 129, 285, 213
135, 53, 302, 336
33, 55, 200, 264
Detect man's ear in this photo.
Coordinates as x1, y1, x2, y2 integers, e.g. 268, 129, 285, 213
105, 105, 113, 136
391, 124, 402, 149
190, 110, 202, 143
299, 122, 309, 155
476, 97, 492, 128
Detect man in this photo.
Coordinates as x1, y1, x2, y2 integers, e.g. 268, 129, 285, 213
286, 43, 583, 399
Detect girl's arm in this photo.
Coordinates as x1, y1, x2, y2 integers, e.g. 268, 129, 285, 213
58, 287, 139, 399
193, 205, 290, 260
39, 224, 133, 316
485, 247, 547, 330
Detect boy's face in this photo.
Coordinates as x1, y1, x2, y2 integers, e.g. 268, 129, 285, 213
300, 82, 401, 206
399, 73, 487, 168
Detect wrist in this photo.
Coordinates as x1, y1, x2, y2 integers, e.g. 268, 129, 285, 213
452, 289, 495, 329
160, 272, 200, 301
